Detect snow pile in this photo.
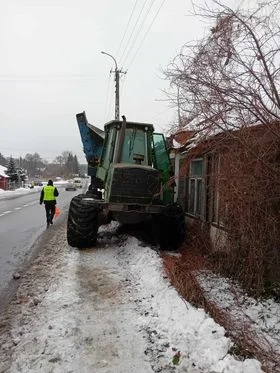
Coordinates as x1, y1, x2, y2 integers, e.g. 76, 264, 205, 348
0, 179, 71, 200
0, 186, 41, 199
116, 236, 263, 372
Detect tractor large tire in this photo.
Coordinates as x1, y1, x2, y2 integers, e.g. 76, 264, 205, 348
67, 194, 99, 249
156, 204, 186, 250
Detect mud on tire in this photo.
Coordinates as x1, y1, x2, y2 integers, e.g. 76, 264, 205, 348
67, 194, 99, 249
156, 204, 186, 250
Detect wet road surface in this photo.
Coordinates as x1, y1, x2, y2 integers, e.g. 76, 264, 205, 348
0, 186, 82, 303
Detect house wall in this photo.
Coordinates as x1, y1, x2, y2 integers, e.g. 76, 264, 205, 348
0, 177, 9, 190
209, 225, 228, 252
176, 151, 227, 252
176, 125, 280, 256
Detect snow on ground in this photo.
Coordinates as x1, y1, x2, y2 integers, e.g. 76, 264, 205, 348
0, 222, 263, 373
197, 271, 280, 342
196, 271, 280, 370
0, 180, 70, 199
0, 186, 42, 198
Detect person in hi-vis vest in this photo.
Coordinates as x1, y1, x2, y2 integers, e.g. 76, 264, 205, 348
40, 180, 59, 227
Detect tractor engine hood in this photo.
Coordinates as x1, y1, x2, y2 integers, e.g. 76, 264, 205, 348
107, 163, 161, 204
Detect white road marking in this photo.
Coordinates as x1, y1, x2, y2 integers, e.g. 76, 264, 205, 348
0, 201, 39, 216
22, 201, 38, 207
0, 210, 12, 216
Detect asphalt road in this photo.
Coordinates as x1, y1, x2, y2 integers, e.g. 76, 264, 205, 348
0, 185, 83, 302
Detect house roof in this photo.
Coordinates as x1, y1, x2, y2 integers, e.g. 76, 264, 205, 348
171, 122, 279, 156
0, 165, 8, 178
169, 130, 197, 150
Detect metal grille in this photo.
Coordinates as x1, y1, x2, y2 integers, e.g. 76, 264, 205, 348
110, 167, 160, 201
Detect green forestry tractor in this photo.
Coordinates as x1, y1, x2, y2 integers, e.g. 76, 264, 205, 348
67, 112, 185, 250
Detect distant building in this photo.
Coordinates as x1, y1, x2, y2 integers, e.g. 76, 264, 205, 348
0, 165, 9, 190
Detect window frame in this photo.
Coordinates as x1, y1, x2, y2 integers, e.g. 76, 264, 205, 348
187, 158, 204, 218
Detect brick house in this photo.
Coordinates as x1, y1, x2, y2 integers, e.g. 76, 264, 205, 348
171, 124, 280, 253
0, 165, 9, 190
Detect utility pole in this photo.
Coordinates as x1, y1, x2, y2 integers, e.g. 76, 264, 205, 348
101, 51, 126, 121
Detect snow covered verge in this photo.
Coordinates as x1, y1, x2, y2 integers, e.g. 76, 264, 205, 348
0, 222, 263, 373
162, 251, 280, 373
0, 186, 41, 198
0, 180, 71, 199
196, 271, 280, 372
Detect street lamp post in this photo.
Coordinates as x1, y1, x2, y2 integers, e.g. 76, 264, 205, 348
101, 51, 120, 121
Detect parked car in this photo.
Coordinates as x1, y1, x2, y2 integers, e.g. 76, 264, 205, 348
73, 177, 83, 188
65, 182, 77, 191
28, 180, 43, 188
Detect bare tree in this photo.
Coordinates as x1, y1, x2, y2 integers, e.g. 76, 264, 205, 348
61, 151, 73, 165
164, 1, 280, 296
23, 153, 45, 177
53, 155, 64, 166
165, 0, 280, 138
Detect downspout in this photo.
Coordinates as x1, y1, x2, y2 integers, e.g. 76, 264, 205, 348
174, 150, 180, 203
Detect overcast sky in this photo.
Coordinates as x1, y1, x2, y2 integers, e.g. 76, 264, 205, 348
0, 0, 230, 163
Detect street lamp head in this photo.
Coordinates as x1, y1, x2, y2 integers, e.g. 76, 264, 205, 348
101, 51, 118, 70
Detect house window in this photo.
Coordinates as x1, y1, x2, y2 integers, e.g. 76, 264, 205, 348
188, 159, 203, 217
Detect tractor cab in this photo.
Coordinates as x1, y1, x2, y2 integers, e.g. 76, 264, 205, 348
96, 116, 173, 204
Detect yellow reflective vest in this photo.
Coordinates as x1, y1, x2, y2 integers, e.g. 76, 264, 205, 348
43, 185, 56, 201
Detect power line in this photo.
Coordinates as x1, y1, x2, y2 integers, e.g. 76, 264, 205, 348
126, 0, 167, 70
115, 0, 139, 60
118, 0, 150, 66
101, 0, 165, 117
121, 0, 157, 68
151, 106, 172, 120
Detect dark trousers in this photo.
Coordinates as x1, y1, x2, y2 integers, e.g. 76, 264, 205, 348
44, 202, 56, 224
